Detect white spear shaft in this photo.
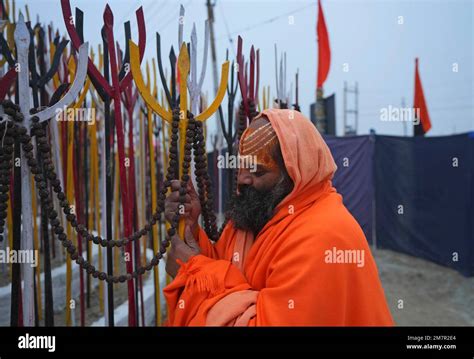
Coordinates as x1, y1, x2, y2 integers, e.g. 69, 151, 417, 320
15, 13, 35, 326
14, 13, 88, 325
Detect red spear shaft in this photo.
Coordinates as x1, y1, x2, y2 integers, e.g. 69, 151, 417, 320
104, 5, 136, 326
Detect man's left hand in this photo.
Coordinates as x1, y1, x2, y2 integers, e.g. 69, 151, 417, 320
166, 225, 201, 278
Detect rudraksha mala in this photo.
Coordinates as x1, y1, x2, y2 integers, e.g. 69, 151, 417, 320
0, 99, 222, 282
193, 119, 219, 241
0, 102, 19, 242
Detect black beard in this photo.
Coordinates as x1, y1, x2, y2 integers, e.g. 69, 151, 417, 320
227, 175, 293, 236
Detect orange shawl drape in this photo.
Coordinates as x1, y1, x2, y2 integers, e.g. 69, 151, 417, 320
164, 109, 394, 326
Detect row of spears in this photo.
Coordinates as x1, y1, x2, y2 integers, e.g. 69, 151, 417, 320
0, 0, 301, 327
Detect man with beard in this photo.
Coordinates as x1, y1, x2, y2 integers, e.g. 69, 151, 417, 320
163, 109, 393, 326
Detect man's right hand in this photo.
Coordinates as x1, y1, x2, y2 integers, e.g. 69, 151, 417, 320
164, 180, 201, 234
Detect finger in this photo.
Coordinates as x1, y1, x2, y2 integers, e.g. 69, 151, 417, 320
187, 179, 198, 196
165, 205, 193, 221
170, 202, 192, 216
170, 180, 181, 191
167, 191, 191, 204
167, 191, 179, 202
180, 194, 192, 204
166, 201, 191, 210
165, 202, 179, 214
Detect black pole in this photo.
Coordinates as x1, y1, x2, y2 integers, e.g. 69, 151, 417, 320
83, 100, 90, 309
10, 71, 22, 327
102, 26, 114, 327
10, 135, 21, 327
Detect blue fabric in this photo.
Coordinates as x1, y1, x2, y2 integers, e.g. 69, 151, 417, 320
374, 134, 474, 277
324, 135, 374, 244
207, 132, 474, 277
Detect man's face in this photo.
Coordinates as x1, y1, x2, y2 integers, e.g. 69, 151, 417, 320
236, 116, 284, 192
227, 118, 294, 236
237, 162, 282, 193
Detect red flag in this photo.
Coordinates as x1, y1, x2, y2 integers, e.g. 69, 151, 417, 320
317, 0, 331, 88
413, 58, 432, 135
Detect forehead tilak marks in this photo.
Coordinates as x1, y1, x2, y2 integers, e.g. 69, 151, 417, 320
241, 131, 278, 155
241, 135, 278, 159
243, 121, 272, 141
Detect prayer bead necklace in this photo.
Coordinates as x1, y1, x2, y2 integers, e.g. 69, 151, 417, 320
0, 100, 221, 282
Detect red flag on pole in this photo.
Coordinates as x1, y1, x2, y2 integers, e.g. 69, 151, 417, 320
317, 0, 331, 89
413, 58, 432, 135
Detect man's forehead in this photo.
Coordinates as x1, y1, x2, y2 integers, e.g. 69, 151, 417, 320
239, 115, 280, 172
240, 115, 278, 152
239, 155, 270, 169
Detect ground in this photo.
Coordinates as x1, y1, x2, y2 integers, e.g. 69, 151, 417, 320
373, 248, 474, 326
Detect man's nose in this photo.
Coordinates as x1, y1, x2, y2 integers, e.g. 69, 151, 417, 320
237, 168, 253, 187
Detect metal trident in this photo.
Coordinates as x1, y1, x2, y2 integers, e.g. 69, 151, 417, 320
0, 13, 88, 326
60, 0, 146, 100
0, 19, 68, 102
177, 5, 210, 115
274, 44, 294, 109
61, 0, 147, 327
236, 35, 260, 120
130, 41, 229, 240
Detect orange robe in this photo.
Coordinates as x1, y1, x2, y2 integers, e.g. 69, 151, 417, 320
164, 109, 394, 326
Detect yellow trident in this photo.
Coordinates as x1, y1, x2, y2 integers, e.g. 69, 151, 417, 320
129, 40, 229, 240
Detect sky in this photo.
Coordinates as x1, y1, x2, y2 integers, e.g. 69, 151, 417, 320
13, 0, 474, 137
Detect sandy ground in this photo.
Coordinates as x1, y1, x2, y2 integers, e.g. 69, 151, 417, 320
43, 278, 129, 326
373, 247, 474, 326
42, 259, 153, 326
0, 247, 65, 288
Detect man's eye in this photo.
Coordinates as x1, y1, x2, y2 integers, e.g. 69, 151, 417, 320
254, 171, 266, 177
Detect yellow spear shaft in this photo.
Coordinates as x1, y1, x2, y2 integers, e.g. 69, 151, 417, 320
178, 44, 190, 240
